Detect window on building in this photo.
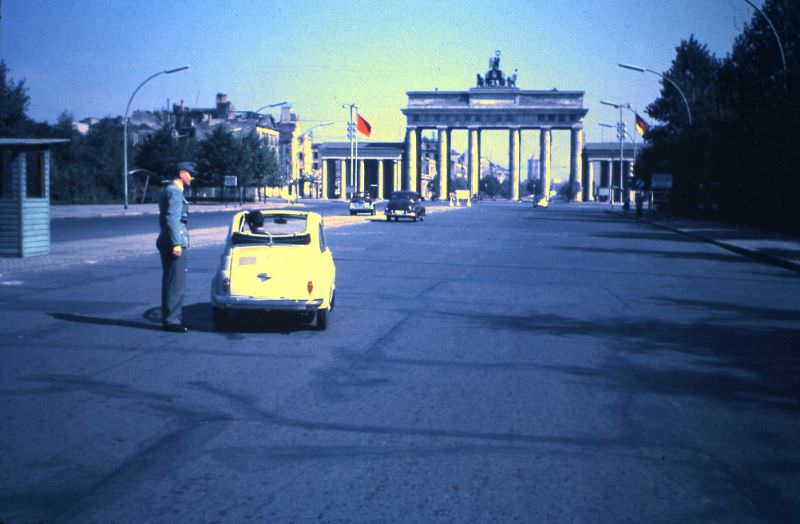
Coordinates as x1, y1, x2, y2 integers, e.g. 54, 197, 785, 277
0, 151, 12, 197
26, 151, 45, 198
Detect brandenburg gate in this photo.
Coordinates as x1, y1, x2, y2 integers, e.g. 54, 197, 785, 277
401, 52, 588, 201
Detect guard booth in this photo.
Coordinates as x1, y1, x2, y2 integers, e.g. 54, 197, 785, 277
0, 139, 68, 257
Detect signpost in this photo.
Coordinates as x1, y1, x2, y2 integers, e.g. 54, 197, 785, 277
224, 176, 238, 205
651, 172, 673, 211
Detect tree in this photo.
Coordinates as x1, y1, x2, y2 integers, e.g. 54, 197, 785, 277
260, 146, 283, 188
713, 0, 800, 229
135, 126, 179, 180
197, 126, 242, 188
642, 35, 721, 214
480, 174, 500, 197
0, 61, 32, 136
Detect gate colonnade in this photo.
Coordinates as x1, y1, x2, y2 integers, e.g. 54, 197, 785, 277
582, 142, 636, 203
401, 87, 588, 201
316, 142, 403, 200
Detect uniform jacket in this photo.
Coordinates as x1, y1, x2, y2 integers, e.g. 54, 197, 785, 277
157, 180, 189, 251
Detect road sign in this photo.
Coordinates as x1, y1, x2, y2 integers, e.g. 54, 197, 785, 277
651, 173, 673, 190
224, 176, 238, 187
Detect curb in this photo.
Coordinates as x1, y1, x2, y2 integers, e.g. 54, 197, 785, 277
608, 209, 800, 274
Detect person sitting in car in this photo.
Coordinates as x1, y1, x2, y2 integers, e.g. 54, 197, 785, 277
246, 211, 266, 234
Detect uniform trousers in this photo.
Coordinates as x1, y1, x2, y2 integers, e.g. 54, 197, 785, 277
159, 248, 188, 326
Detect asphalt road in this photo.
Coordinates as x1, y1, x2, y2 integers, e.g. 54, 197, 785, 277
50, 200, 352, 242
1, 201, 799, 523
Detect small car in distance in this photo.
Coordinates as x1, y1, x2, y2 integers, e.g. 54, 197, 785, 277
348, 192, 376, 215
211, 210, 335, 330
385, 191, 426, 222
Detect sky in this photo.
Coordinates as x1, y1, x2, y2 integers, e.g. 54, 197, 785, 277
1, 0, 751, 178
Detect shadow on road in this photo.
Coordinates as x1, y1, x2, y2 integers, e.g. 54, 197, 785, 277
184, 302, 319, 334
51, 304, 319, 335
428, 304, 800, 410
50, 312, 162, 331
559, 245, 749, 265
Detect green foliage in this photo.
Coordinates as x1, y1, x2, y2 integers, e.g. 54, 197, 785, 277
0, 61, 32, 136
640, 0, 800, 230
241, 131, 281, 188
480, 174, 500, 196
197, 127, 242, 187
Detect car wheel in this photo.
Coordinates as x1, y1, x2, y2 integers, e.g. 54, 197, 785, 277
420, 215, 424, 222
349, 211, 355, 216
316, 308, 328, 330
371, 209, 376, 216
412, 215, 417, 222
213, 307, 229, 331
386, 215, 391, 222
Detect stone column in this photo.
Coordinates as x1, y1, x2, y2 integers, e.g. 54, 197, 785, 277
405, 127, 418, 193
393, 160, 401, 192
584, 160, 595, 202
357, 159, 364, 195
377, 160, 384, 199
540, 128, 552, 200
321, 159, 329, 200
606, 160, 614, 203
509, 127, 521, 201
569, 127, 584, 202
437, 127, 449, 200
339, 159, 347, 201
468, 128, 480, 197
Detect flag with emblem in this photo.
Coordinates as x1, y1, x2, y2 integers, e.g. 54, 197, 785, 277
635, 112, 650, 137
356, 113, 372, 137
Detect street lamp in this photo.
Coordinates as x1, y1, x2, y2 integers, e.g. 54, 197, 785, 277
123, 65, 189, 209
300, 121, 334, 139
298, 122, 334, 199
342, 103, 358, 197
600, 100, 631, 206
618, 63, 693, 126
743, 0, 787, 90
254, 101, 288, 113
598, 122, 615, 142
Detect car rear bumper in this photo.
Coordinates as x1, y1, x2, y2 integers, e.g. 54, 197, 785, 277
385, 209, 417, 216
212, 295, 324, 311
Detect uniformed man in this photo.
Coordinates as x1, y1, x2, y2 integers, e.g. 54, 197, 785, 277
157, 162, 194, 332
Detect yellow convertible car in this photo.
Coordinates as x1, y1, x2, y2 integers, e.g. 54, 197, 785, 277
211, 210, 336, 330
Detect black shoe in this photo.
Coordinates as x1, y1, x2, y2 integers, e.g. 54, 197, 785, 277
162, 323, 189, 333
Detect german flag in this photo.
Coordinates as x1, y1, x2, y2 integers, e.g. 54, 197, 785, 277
635, 112, 650, 137
356, 114, 372, 137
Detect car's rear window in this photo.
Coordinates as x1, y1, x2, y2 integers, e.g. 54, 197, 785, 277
233, 213, 311, 245
390, 191, 417, 201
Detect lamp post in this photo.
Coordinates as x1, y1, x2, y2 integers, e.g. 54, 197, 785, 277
618, 63, 693, 126
600, 100, 631, 206
742, 0, 787, 90
254, 101, 288, 114
123, 66, 189, 209
298, 122, 334, 199
342, 103, 358, 197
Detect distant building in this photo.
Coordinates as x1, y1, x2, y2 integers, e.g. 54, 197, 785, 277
527, 155, 539, 182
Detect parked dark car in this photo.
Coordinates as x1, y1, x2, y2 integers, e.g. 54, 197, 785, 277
385, 191, 426, 222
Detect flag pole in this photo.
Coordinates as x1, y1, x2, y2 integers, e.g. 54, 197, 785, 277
355, 111, 360, 194
349, 105, 355, 199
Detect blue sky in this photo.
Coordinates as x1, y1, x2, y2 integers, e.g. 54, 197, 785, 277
1, 0, 749, 176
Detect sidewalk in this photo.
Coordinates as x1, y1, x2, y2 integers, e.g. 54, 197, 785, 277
608, 205, 800, 273
51, 198, 306, 219
0, 199, 464, 277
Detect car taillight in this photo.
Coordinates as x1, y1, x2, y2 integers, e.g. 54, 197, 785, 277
307, 281, 314, 294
